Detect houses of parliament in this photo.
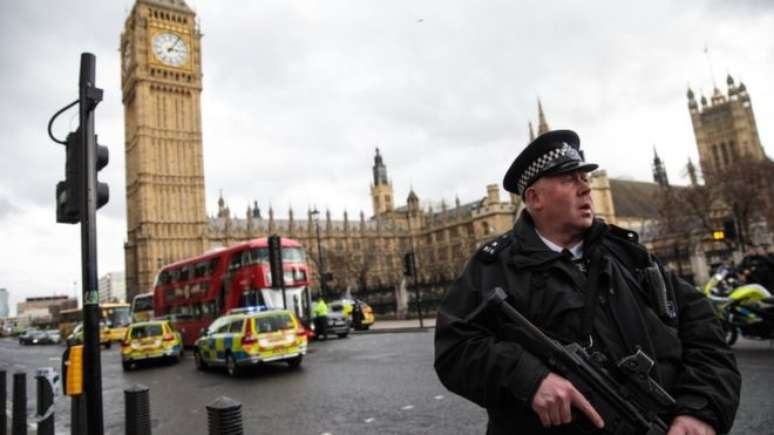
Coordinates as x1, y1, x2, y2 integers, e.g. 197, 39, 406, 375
120, 0, 767, 314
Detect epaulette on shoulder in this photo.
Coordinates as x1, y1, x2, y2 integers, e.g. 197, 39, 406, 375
608, 224, 639, 244
476, 232, 513, 264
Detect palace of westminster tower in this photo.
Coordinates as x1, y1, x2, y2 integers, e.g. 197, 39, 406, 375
121, 0, 766, 307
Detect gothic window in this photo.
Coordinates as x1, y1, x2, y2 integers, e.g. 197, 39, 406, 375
721, 142, 730, 165
712, 144, 721, 168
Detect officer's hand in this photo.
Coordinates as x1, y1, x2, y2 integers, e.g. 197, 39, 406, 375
531, 372, 604, 429
666, 415, 716, 435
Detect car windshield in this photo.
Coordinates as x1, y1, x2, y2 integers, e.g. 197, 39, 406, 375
254, 314, 294, 333
131, 324, 164, 338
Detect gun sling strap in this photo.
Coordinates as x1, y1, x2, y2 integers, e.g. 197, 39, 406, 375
580, 247, 656, 367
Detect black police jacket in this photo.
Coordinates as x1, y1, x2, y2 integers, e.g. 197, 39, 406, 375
434, 211, 741, 434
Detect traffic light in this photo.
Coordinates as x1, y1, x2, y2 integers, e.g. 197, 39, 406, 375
56, 129, 83, 224
268, 234, 284, 288
712, 230, 725, 241
95, 134, 109, 210
723, 220, 736, 240
403, 252, 416, 277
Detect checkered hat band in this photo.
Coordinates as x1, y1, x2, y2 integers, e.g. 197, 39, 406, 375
517, 143, 582, 194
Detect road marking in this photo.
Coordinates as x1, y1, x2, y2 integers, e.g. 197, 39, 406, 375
401, 405, 414, 410
49, 357, 61, 361
434, 395, 444, 400
321, 432, 333, 435
364, 417, 375, 423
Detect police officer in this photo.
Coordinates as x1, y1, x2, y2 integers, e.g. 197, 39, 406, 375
313, 296, 329, 340
434, 130, 740, 435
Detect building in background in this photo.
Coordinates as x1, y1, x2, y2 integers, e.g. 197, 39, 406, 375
17, 295, 77, 326
0, 288, 8, 318
121, 0, 209, 300
99, 271, 127, 303
119, 1, 768, 314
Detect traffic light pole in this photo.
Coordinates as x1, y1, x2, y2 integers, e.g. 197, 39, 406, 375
78, 53, 104, 435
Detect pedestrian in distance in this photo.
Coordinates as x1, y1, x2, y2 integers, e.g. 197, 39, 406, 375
434, 129, 741, 435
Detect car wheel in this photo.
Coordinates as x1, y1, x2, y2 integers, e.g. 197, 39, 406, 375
337, 331, 349, 339
122, 361, 131, 371
225, 353, 240, 377
287, 355, 303, 369
194, 350, 207, 371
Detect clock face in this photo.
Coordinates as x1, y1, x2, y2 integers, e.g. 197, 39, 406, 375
152, 32, 189, 67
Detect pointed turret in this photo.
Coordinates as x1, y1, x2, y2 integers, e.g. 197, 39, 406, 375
537, 99, 549, 135
528, 121, 535, 141
652, 146, 669, 187
686, 158, 698, 186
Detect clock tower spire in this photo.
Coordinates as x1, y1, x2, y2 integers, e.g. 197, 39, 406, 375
121, 0, 208, 301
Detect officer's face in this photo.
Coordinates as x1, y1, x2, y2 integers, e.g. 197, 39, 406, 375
528, 170, 594, 235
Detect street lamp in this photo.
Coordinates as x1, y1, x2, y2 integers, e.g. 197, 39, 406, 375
310, 209, 326, 299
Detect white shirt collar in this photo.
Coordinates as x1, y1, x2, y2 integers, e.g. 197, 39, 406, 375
535, 230, 584, 259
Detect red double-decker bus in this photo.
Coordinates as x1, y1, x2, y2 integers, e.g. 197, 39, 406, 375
153, 237, 311, 346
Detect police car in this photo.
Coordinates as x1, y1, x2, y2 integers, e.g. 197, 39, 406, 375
193, 308, 308, 377
120, 320, 184, 370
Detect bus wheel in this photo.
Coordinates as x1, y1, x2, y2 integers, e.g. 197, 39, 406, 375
194, 351, 207, 371
225, 354, 240, 377
122, 361, 131, 371
104, 341, 112, 350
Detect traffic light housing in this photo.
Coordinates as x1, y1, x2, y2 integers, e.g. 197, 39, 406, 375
94, 135, 109, 210
56, 130, 83, 224
723, 220, 736, 240
55, 130, 109, 223
268, 234, 284, 288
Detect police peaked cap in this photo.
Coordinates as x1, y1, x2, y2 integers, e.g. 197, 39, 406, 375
503, 129, 598, 196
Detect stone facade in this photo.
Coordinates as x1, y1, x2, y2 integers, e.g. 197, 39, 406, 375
687, 75, 766, 176
122, 0, 209, 301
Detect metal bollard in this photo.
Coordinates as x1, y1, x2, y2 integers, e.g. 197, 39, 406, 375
70, 395, 86, 435
36, 372, 54, 435
206, 396, 243, 435
1, 370, 6, 435
124, 385, 151, 435
11, 372, 25, 435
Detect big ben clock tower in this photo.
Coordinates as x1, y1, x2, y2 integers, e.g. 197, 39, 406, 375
121, 0, 208, 301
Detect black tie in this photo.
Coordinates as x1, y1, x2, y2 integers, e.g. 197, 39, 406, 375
563, 249, 587, 273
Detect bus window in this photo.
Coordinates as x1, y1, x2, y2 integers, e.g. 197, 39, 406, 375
282, 247, 306, 262
194, 262, 207, 278
159, 270, 172, 285
228, 251, 244, 271
249, 248, 269, 264
179, 266, 191, 282
208, 258, 220, 276
105, 306, 131, 328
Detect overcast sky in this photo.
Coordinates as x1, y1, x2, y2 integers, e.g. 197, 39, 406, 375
1, 0, 773, 314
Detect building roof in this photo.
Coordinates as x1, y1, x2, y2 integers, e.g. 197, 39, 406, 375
609, 179, 661, 219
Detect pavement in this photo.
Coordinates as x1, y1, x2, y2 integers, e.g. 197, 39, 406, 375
355, 317, 436, 334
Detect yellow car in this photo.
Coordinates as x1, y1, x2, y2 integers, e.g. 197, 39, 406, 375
194, 309, 308, 377
120, 320, 183, 371
329, 298, 375, 331
67, 323, 113, 349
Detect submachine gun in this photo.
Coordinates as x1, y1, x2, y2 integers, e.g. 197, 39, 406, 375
473, 287, 675, 435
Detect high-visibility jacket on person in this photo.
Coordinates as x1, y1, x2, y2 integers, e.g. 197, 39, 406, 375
343, 301, 353, 317
313, 299, 328, 317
